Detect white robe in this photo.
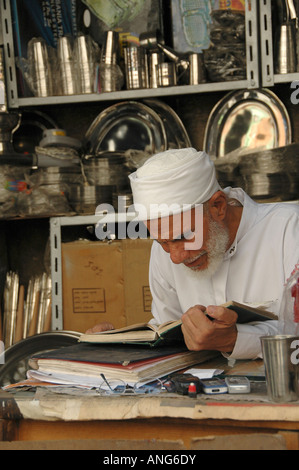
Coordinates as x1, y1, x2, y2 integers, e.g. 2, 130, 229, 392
149, 188, 299, 359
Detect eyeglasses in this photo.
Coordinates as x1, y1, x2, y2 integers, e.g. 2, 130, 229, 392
96, 374, 167, 396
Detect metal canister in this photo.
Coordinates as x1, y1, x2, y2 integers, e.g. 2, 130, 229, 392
189, 53, 206, 84
124, 46, 148, 89
148, 51, 164, 88
157, 62, 177, 87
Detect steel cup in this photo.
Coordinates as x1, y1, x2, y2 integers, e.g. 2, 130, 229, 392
274, 24, 297, 74
58, 36, 77, 95
28, 38, 53, 97
149, 51, 164, 88
99, 31, 122, 92
156, 62, 177, 87
260, 335, 299, 402
124, 46, 148, 89
74, 35, 96, 94
101, 31, 119, 65
189, 53, 206, 84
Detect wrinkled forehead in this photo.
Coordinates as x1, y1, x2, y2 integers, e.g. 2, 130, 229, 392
144, 205, 203, 240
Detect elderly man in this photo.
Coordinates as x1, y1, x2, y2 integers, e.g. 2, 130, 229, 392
89, 148, 299, 360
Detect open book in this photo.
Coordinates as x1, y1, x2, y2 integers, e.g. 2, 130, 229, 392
80, 319, 184, 347
79, 301, 278, 347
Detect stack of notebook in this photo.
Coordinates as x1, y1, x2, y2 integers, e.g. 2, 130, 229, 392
26, 342, 216, 387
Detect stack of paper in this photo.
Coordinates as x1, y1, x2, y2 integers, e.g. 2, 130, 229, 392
25, 343, 217, 388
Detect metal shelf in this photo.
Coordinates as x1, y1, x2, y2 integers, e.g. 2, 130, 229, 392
1, 0, 260, 109
259, 0, 299, 87
274, 72, 299, 83
12, 80, 253, 107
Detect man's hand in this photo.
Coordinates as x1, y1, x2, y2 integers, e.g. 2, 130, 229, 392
181, 305, 238, 353
85, 322, 114, 334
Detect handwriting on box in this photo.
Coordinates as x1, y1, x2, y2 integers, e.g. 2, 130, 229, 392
72, 288, 106, 314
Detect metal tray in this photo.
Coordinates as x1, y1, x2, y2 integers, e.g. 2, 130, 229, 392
203, 89, 292, 159
84, 101, 167, 155
0, 331, 81, 387
143, 98, 191, 149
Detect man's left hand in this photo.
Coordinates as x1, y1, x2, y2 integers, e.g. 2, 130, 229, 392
181, 305, 238, 353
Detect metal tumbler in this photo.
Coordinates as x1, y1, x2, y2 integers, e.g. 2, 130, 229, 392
74, 35, 95, 94
28, 38, 53, 97
261, 335, 299, 402
124, 46, 148, 89
58, 36, 77, 95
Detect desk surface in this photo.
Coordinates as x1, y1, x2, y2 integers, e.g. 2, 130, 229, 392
3, 356, 299, 423
1, 357, 299, 449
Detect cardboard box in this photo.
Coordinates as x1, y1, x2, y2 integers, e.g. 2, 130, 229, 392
122, 239, 153, 326
62, 238, 153, 332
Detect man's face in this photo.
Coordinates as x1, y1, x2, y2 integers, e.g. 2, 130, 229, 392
145, 206, 229, 276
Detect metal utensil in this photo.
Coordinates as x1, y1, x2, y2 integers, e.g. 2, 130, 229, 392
58, 36, 77, 95
124, 46, 148, 89
101, 31, 119, 65
261, 335, 299, 402
148, 51, 164, 88
74, 35, 97, 94
3, 272, 19, 348
188, 53, 206, 84
274, 23, 297, 73
156, 62, 177, 87
139, 30, 189, 71
28, 38, 53, 97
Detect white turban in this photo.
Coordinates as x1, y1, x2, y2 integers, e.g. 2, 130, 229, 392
129, 148, 221, 220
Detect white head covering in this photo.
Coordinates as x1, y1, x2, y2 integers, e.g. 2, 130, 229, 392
129, 148, 221, 221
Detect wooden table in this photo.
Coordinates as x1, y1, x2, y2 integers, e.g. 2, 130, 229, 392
1, 358, 299, 450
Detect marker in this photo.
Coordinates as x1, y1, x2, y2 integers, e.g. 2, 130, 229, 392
188, 382, 197, 398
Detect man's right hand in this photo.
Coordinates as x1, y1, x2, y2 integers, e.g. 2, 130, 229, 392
85, 322, 115, 334
181, 304, 238, 353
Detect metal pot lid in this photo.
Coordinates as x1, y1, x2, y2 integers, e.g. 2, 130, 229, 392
203, 89, 292, 159
83, 101, 167, 155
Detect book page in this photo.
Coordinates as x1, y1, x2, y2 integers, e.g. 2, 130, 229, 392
85, 322, 157, 337
83, 329, 159, 343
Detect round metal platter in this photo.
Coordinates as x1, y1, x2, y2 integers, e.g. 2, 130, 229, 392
142, 98, 192, 149
203, 89, 292, 159
84, 101, 167, 155
0, 331, 81, 387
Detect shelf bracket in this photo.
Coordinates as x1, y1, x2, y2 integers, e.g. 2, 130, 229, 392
246, 0, 261, 89
259, 0, 275, 87
0, 0, 19, 108
50, 217, 64, 331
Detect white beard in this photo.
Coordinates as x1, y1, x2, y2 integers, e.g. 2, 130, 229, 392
182, 218, 230, 280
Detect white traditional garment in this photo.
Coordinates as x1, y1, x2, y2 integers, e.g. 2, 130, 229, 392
148, 187, 299, 360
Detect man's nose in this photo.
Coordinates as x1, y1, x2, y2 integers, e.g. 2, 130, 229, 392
168, 242, 190, 264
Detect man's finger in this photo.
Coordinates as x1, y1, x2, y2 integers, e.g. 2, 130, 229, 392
206, 305, 238, 325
